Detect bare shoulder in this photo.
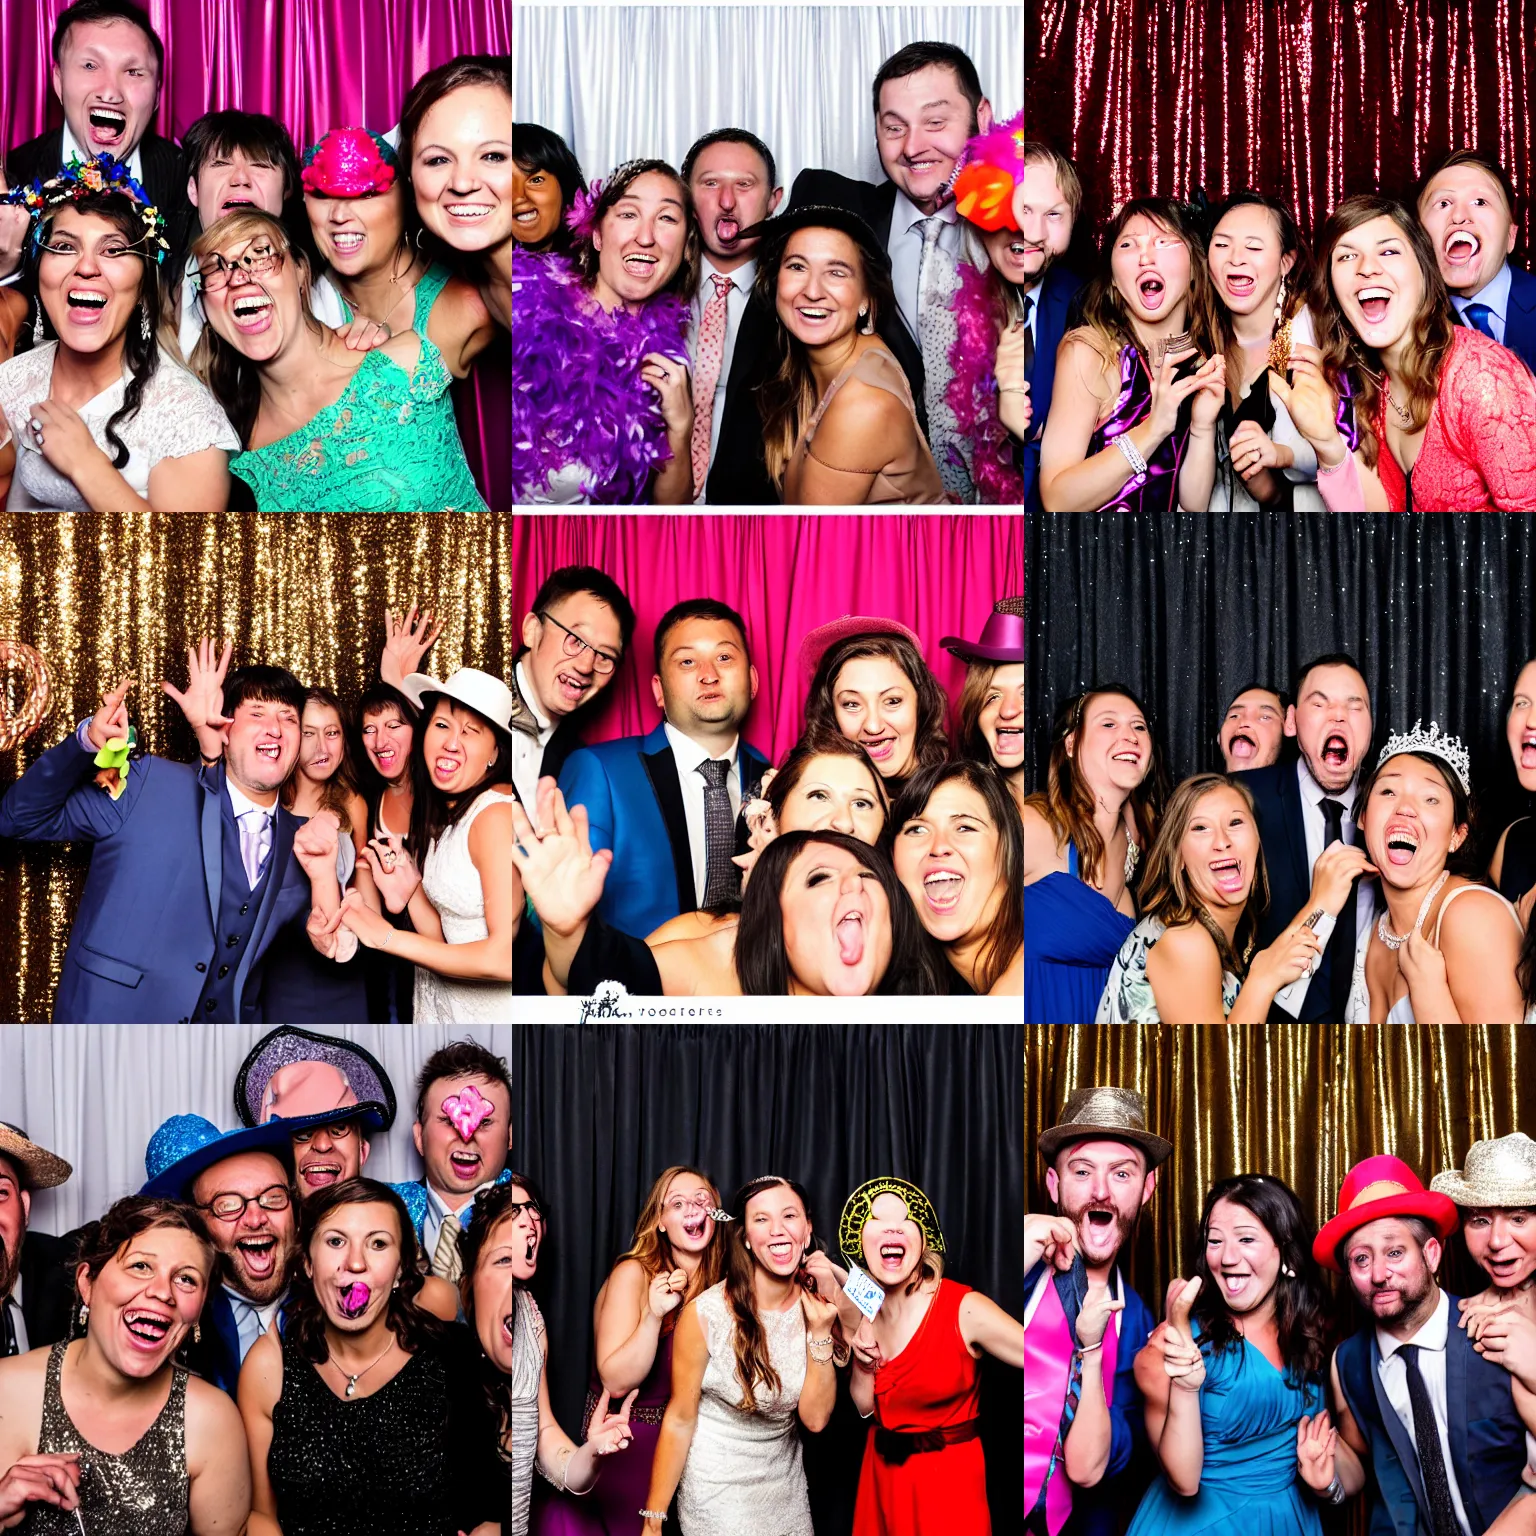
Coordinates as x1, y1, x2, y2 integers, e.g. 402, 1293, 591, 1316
1438, 880, 1521, 955
236, 1325, 284, 1409
1148, 921, 1222, 973
1021, 803, 1065, 872
0, 1344, 50, 1431
419, 1275, 461, 1322
185, 1369, 245, 1452
818, 373, 912, 446
379, 326, 426, 374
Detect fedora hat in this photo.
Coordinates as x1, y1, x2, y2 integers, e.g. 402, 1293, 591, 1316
1313, 1154, 1458, 1271
140, 1114, 296, 1202
0, 1122, 72, 1191
1036, 1086, 1172, 1169
233, 1027, 395, 1134
940, 597, 1024, 665
400, 668, 513, 743
1431, 1132, 1536, 1209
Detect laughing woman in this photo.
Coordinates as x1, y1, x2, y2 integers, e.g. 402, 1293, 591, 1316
0, 1196, 250, 1534
512, 124, 587, 258
944, 599, 1025, 814
1097, 773, 1361, 1024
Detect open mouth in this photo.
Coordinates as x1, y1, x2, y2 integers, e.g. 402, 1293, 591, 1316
1321, 733, 1349, 769
446, 202, 493, 221
231, 292, 275, 334
236, 1234, 278, 1278
300, 1160, 343, 1189
1445, 230, 1481, 266
122, 1308, 173, 1350
337, 1281, 371, 1319
1521, 730, 1536, 770
1223, 273, 1255, 298
502, 1313, 514, 1345
993, 726, 1023, 759
220, 197, 256, 213
877, 1241, 908, 1273
764, 1239, 796, 1265
374, 746, 398, 768
1137, 273, 1166, 311
554, 669, 591, 704
66, 288, 109, 325
1356, 286, 1392, 325
1083, 1207, 1116, 1235
834, 907, 866, 966
449, 1149, 483, 1181
1227, 730, 1258, 761
329, 231, 366, 255
88, 107, 127, 145
254, 741, 282, 763
680, 1212, 709, 1241
796, 307, 833, 327
1220, 1271, 1252, 1298
1110, 749, 1142, 769
715, 216, 740, 245
1207, 856, 1245, 896
861, 735, 895, 762
434, 754, 463, 783
1384, 825, 1419, 867
621, 253, 659, 279
904, 157, 942, 177
514, 207, 541, 225
922, 867, 965, 914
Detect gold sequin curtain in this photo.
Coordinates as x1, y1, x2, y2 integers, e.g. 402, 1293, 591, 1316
0, 512, 510, 1024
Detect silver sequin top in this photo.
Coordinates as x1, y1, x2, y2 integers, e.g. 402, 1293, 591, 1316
24, 1340, 190, 1535
511, 1288, 544, 1536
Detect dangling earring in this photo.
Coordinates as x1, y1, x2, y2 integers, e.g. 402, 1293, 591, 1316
78, 1303, 89, 1326
1281, 1263, 1296, 1279
139, 302, 151, 342
193, 1322, 201, 1344
32, 296, 43, 347
1272, 276, 1286, 333
858, 306, 872, 335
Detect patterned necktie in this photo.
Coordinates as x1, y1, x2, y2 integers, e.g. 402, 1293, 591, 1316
1463, 301, 1497, 340
1398, 1345, 1462, 1536
432, 1212, 464, 1284
239, 808, 272, 890
690, 273, 735, 499
696, 757, 737, 907
1022, 291, 1035, 382
915, 214, 971, 499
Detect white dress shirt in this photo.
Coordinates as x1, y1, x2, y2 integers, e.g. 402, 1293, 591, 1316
887, 189, 962, 343
225, 777, 277, 889
1375, 1289, 1474, 1536
423, 1182, 481, 1265
511, 660, 557, 815
1451, 260, 1513, 345
223, 1282, 286, 1365
688, 257, 756, 485
663, 721, 742, 907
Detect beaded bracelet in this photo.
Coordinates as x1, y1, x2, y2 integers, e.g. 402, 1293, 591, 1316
1115, 433, 1149, 487
639, 1509, 668, 1521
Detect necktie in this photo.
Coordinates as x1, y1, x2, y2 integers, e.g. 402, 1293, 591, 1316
1022, 291, 1035, 382
1320, 797, 1345, 847
0, 1294, 16, 1358
1463, 301, 1497, 340
239, 808, 272, 890
915, 215, 971, 499
696, 757, 737, 907
1398, 1344, 1462, 1536
690, 273, 734, 499
433, 1212, 464, 1284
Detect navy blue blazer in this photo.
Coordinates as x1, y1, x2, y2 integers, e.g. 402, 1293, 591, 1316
1232, 757, 1360, 1022
1500, 263, 1536, 376
0, 733, 310, 1022
557, 722, 771, 939
1024, 262, 1083, 511
1335, 1298, 1527, 1536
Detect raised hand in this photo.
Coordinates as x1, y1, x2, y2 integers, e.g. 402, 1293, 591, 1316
0, 1452, 82, 1526
648, 1268, 688, 1320
335, 887, 398, 951
361, 828, 422, 913
1250, 917, 1324, 991
799, 1283, 842, 1336
1398, 923, 1451, 1004
1295, 1411, 1337, 1492
1163, 1274, 1206, 1391
1076, 1280, 1125, 1349
380, 605, 443, 690
1269, 342, 1344, 457
586, 1388, 639, 1456
161, 637, 232, 760
338, 312, 394, 351
1187, 353, 1227, 432
87, 674, 134, 753
1466, 1303, 1536, 1388
641, 352, 694, 438
1229, 420, 1289, 481
1308, 840, 1376, 916
1144, 341, 1201, 442
510, 777, 613, 938
292, 809, 341, 877
849, 1317, 885, 1372
1025, 1212, 1078, 1273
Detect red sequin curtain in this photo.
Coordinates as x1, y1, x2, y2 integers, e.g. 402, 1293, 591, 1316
1027, 0, 1536, 250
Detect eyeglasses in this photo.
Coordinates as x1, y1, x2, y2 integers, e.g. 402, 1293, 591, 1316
664, 1193, 714, 1214
510, 1197, 543, 1223
538, 611, 619, 674
192, 241, 286, 293
197, 1184, 292, 1221
291, 1121, 357, 1146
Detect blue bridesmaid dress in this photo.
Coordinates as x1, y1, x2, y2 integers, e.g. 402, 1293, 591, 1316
1025, 842, 1136, 1023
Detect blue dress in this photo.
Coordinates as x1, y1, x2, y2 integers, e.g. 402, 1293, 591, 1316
1126, 1325, 1324, 1535
1025, 842, 1136, 1023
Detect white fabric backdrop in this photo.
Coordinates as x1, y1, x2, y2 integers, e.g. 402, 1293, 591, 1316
0, 1025, 513, 1238
513, 6, 1024, 195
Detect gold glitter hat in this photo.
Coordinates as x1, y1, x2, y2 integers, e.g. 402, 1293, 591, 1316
837, 1177, 944, 1269
1431, 1133, 1536, 1208
1037, 1086, 1172, 1169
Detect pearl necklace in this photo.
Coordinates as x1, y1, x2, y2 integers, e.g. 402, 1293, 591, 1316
1376, 870, 1449, 950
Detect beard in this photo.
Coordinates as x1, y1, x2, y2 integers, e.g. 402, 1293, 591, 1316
1358, 1265, 1434, 1320
1059, 1192, 1137, 1264
0, 1233, 16, 1299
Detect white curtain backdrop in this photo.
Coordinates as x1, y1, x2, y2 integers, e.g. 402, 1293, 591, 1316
0, 1025, 513, 1238
512, 6, 1024, 195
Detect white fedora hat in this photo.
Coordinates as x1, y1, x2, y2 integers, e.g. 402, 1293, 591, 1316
401, 668, 513, 738
1432, 1132, 1536, 1208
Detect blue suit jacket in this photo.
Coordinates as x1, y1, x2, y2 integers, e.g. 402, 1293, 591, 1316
1024, 262, 1084, 511
1501, 263, 1536, 376
0, 732, 310, 1021
1335, 1298, 1527, 1536
557, 723, 771, 939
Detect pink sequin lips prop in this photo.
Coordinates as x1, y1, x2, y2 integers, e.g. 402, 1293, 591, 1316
443, 1083, 494, 1141
339, 1281, 371, 1318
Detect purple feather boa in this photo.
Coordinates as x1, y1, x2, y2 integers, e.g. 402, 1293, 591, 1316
512, 248, 692, 503
946, 262, 1024, 505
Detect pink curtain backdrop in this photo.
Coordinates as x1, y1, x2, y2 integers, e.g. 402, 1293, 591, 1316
511, 514, 1026, 764
0, 0, 511, 507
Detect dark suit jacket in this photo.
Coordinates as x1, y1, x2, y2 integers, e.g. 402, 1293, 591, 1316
19, 1229, 74, 1350
1500, 262, 1536, 376
1025, 262, 1084, 510
786, 168, 929, 439
705, 283, 781, 505
1233, 758, 1359, 1022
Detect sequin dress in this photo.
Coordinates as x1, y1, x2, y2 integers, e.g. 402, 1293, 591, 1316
1084, 344, 1195, 511
23, 1340, 189, 1535
512, 1288, 544, 1536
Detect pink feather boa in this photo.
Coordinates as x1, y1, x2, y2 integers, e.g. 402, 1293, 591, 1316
946, 262, 1024, 505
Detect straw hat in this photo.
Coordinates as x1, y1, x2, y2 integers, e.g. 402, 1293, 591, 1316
1036, 1086, 1172, 1169
0, 1122, 71, 1191
1431, 1133, 1536, 1209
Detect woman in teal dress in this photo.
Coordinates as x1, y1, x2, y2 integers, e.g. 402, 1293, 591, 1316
190, 207, 488, 511
1129, 1174, 1354, 1533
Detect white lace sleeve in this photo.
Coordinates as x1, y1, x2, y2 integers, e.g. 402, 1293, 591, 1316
137, 356, 241, 460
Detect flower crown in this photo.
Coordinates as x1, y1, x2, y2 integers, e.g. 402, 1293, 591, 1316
3, 153, 170, 264
1376, 719, 1471, 794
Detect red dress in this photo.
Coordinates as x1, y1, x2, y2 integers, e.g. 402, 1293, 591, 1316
1372, 326, 1536, 510
853, 1278, 989, 1536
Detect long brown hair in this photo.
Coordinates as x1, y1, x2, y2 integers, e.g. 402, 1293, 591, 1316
615, 1165, 727, 1296
1136, 772, 1270, 979
281, 686, 363, 832
721, 1175, 813, 1409
570, 159, 700, 301
1024, 685, 1165, 891
764, 726, 890, 828
1311, 195, 1456, 470
70, 1196, 215, 1339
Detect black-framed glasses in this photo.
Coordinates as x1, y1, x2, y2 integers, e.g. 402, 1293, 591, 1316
196, 1184, 292, 1221
510, 1197, 543, 1223
537, 611, 619, 674
192, 241, 286, 294
291, 1121, 357, 1145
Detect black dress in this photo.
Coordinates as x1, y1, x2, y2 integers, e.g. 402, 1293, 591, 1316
268, 1323, 483, 1536
1499, 816, 1536, 903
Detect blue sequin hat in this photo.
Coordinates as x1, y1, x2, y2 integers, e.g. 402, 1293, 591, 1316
141, 1113, 296, 1201
232, 1027, 394, 1134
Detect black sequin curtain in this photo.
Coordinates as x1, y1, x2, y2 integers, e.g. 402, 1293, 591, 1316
1028, 0, 1536, 251
1024, 512, 1536, 839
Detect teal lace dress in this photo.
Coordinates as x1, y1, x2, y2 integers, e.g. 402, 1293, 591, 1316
230, 264, 487, 511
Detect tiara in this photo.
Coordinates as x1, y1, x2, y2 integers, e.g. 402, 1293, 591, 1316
3, 153, 170, 265
1376, 720, 1471, 793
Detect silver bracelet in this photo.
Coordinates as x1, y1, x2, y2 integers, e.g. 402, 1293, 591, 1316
1325, 1474, 1346, 1506
1115, 432, 1149, 486
639, 1509, 668, 1521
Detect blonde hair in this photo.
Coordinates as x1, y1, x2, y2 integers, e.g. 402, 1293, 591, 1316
616, 1166, 726, 1293
1022, 142, 1082, 220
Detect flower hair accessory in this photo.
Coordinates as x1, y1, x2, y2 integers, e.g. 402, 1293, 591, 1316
5, 153, 170, 264
301, 128, 398, 198
1376, 720, 1471, 794
565, 177, 604, 240
949, 111, 1024, 232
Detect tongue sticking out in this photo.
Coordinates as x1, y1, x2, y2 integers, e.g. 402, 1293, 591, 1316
1360, 297, 1389, 324
836, 915, 865, 966
716, 218, 739, 245
339, 1282, 371, 1319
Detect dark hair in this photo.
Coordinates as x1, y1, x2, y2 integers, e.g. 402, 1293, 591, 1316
887, 759, 1023, 993
414, 1040, 513, 1128
1336, 1213, 1439, 1274
407, 695, 511, 858
1417, 148, 1518, 225
512, 122, 588, 257
52, 0, 163, 76
529, 565, 637, 655
734, 828, 947, 994
181, 110, 301, 202
721, 1176, 814, 1407
70, 1196, 214, 1332
355, 682, 420, 853
801, 634, 950, 785
1222, 682, 1287, 718
956, 658, 1022, 776
681, 129, 778, 192
1354, 748, 1479, 878
457, 1182, 516, 1445
570, 159, 700, 300
870, 42, 983, 132
285, 1178, 444, 1364
1190, 1174, 1329, 1384
222, 663, 307, 719
652, 598, 750, 677
1290, 652, 1369, 712
765, 727, 889, 831
36, 193, 162, 469
281, 686, 363, 831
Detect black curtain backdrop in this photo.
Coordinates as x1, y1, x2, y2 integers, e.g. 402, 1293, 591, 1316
1025, 512, 1536, 857
512, 1023, 1024, 1536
